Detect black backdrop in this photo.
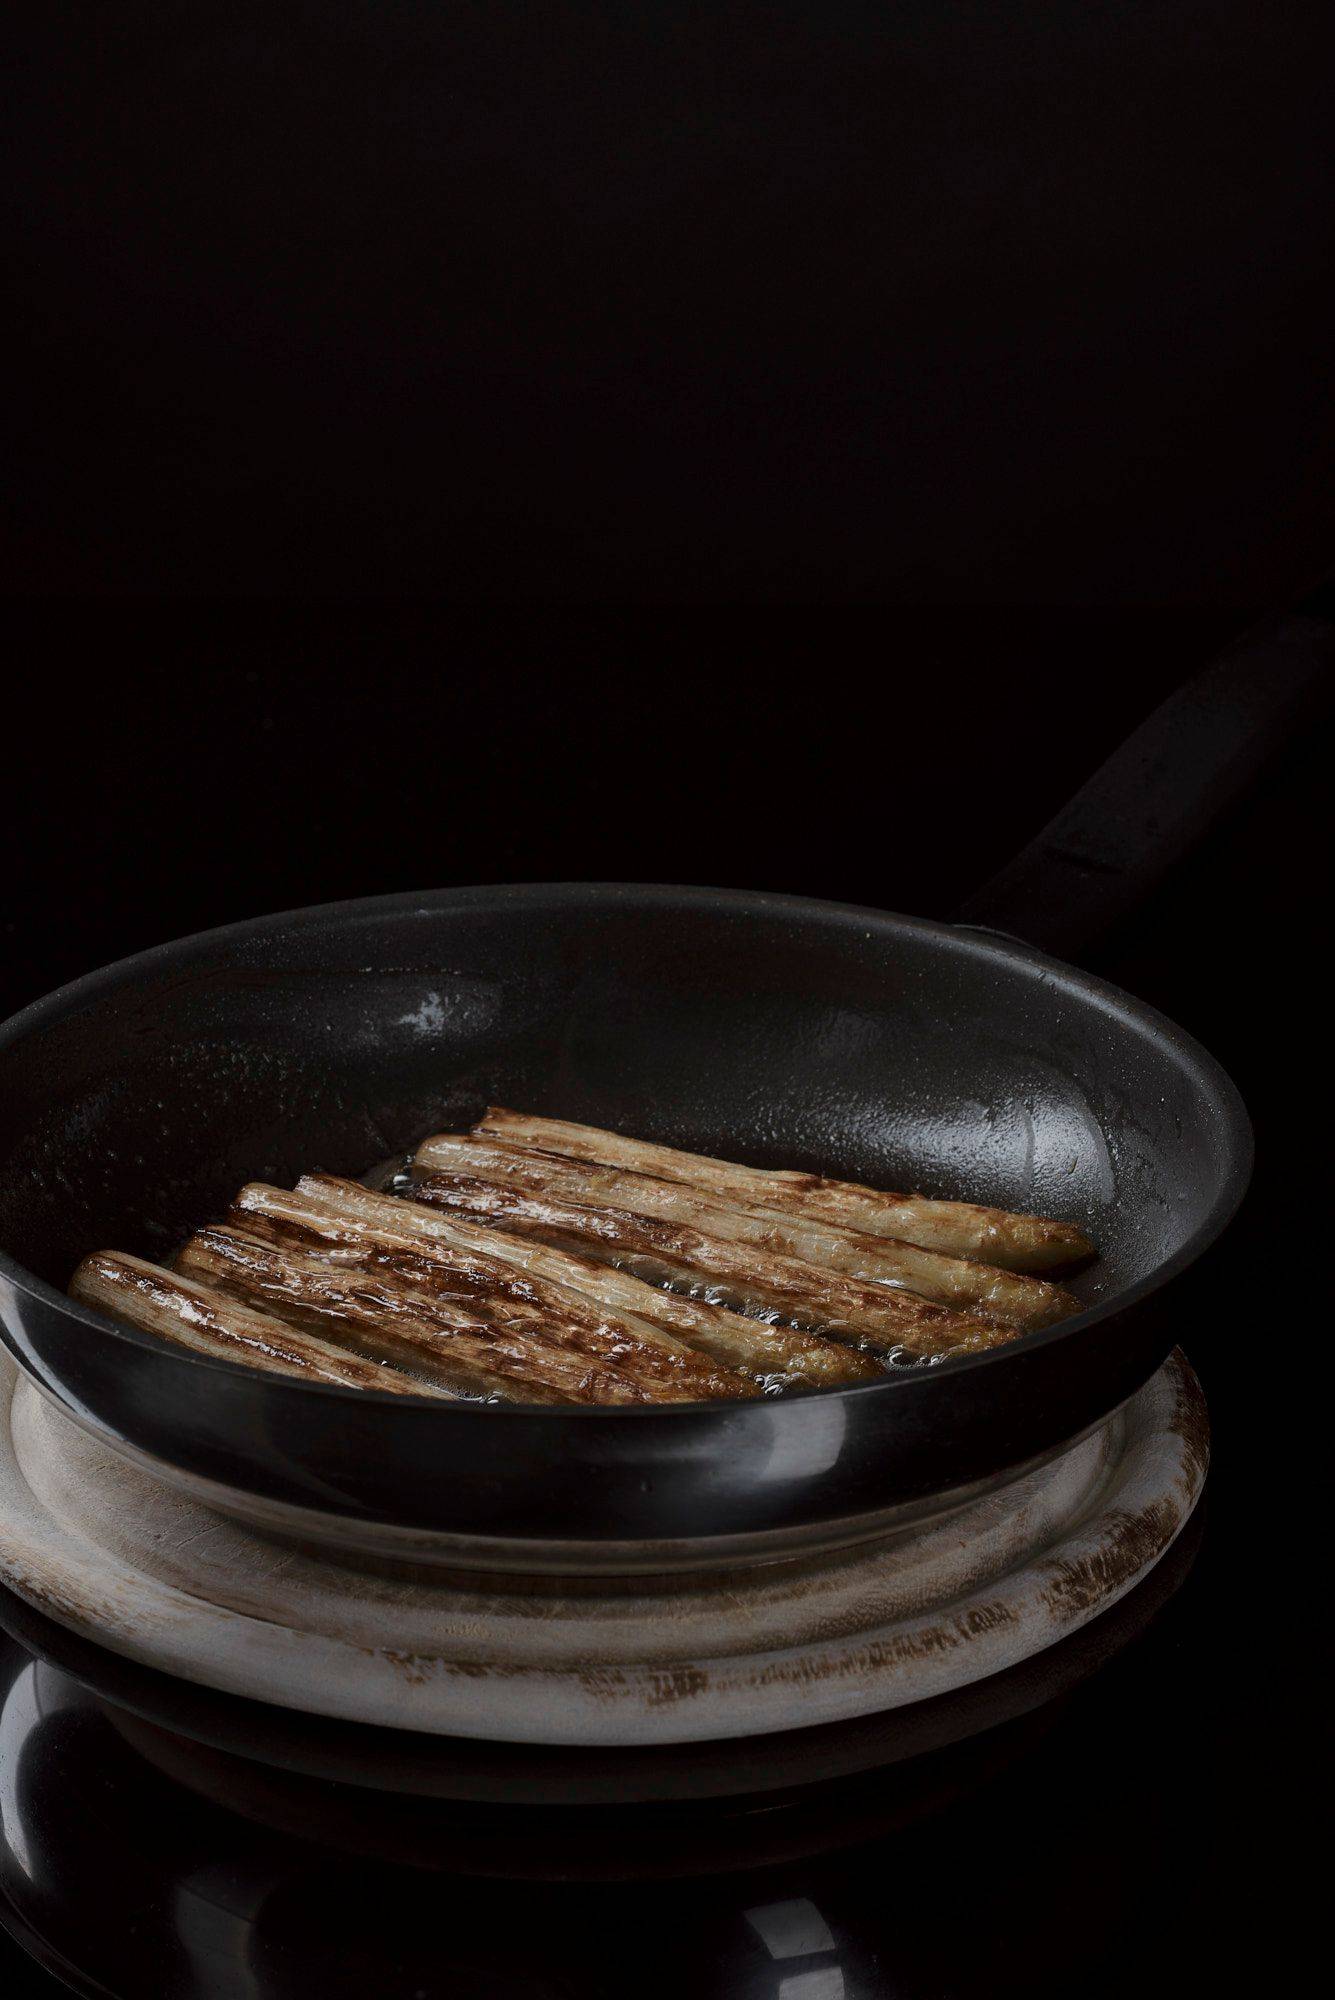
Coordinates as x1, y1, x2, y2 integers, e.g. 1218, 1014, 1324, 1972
0, 604, 1264, 1016
6, 4, 1335, 601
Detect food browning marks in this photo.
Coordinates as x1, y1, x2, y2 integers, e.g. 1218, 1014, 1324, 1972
69, 1111, 1094, 1406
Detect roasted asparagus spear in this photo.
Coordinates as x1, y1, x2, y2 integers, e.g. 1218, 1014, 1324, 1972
178, 1226, 726, 1405
232, 1175, 879, 1389
223, 1189, 760, 1402
414, 1133, 1077, 1328
472, 1108, 1093, 1272
70, 1251, 454, 1397
407, 1175, 1015, 1358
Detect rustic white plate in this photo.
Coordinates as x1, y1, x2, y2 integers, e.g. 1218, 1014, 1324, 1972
0, 1350, 1207, 1746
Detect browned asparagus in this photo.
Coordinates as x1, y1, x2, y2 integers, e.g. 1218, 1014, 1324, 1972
472, 1109, 1093, 1272
414, 1133, 1078, 1328
70, 1251, 454, 1397
68, 1100, 1099, 1408
175, 1216, 739, 1408
406, 1174, 1016, 1358
221, 1192, 760, 1402
231, 1175, 880, 1389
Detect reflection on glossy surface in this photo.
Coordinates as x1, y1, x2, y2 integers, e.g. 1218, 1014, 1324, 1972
0, 1664, 43, 1886
746, 1902, 846, 2000
172, 1862, 271, 2000
0, 1521, 1213, 1998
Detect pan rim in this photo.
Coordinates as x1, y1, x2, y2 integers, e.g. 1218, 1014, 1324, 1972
0, 880, 1253, 1417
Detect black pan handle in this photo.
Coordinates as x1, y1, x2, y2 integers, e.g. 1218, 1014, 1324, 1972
957, 607, 1333, 961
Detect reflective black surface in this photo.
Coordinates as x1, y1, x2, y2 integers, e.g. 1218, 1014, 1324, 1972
0, 1513, 1212, 1998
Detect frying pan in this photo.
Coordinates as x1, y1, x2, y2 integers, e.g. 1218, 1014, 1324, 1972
0, 619, 1326, 1573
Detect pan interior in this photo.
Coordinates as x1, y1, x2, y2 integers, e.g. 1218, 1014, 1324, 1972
0, 889, 1237, 1316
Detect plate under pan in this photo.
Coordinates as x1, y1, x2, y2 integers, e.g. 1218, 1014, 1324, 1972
0, 1348, 1207, 1747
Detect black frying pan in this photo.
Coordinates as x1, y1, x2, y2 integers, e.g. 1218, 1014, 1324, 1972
0, 618, 1326, 1570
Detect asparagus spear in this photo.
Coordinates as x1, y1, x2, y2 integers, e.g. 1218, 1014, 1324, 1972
232, 1176, 878, 1390
407, 1175, 1016, 1358
225, 1190, 759, 1403
180, 1226, 726, 1406
69, 1251, 454, 1398
414, 1134, 1077, 1329
472, 1109, 1094, 1272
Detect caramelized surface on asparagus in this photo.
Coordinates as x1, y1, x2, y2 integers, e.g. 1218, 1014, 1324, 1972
177, 1225, 749, 1404
408, 1174, 1015, 1358
474, 1109, 1094, 1272
246, 1175, 882, 1390
69, 1111, 1095, 1403
70, 1251, 454, 1397
414, 1133, 1078, 1329
223, 1189, 757, 1403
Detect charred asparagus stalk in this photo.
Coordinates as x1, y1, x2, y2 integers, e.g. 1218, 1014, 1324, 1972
472, 1109, 1094, 1272
69, 1251, 454, 1397
406, 1175, 1016, 1358
221, 1192, 760, 1403
174, 1228, 590, 1403
414, 1133, 1077, 1328
179, 1226, 709, 1405
231, 1175, 879, 1390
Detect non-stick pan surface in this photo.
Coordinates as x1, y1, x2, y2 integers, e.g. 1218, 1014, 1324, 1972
0, 880, 1247, 1564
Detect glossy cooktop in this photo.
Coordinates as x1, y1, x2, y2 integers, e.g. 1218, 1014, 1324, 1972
0, 1509, 1212, 1999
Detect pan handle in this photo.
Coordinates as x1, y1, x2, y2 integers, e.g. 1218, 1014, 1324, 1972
956, 607, 1333, 961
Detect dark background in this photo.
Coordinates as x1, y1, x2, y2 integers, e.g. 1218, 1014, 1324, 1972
4, 607, 1326, 1268
0, 605, 1257, 1018
6, 4, 1335, 602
